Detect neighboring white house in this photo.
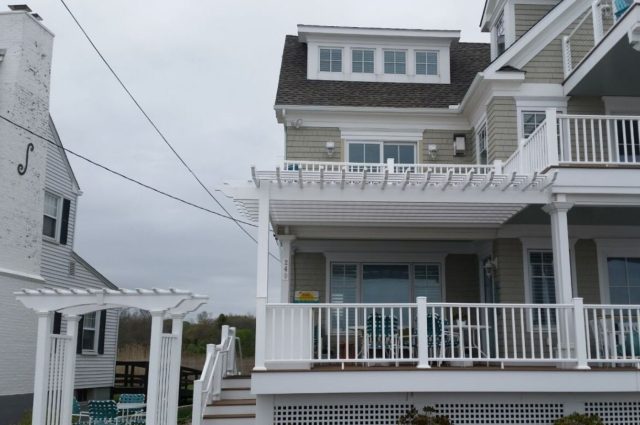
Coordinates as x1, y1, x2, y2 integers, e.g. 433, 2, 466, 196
217, 0, 640, 424
0, 9, 119, 424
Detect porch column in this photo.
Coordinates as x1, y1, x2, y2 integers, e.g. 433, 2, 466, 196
167, 314, 185, 425
32, 311, 53, 425
145, 310, 165, 425
254, 186, 270, 371
279, 235, 295, 303
592, 0, 604, 43
543, 201, 574, 304
59, 315, 80, 425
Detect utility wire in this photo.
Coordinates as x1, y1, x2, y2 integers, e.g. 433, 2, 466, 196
57, 0, 279, 261
1, 114, 257, 227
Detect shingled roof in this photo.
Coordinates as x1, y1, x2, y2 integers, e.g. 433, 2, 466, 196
275, 35, 491, 109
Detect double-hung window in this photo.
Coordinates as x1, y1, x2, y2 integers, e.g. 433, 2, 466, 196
529, 251, 556, 325
522, 111, 546, 139
477, 124, 488, 165
352, 49, 374, 73
81, 312, 99, 353
384, 50, 406, 74
607, 257, 640, 304
320, 48, 342, 72
348, 142, 415, 165
415, 51, 438, 76
495, 13, 506, 56
43, 191, 61, 239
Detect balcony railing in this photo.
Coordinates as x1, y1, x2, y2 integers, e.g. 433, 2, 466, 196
260, 298, 640, 370
283, 160, 497, 176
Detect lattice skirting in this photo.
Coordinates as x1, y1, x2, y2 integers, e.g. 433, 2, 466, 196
268, 394, 640, 425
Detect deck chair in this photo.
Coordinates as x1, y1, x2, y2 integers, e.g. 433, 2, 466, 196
426, 312, 459, 365
88, 400, 118, 425
365, 313, 400, 360
72, 398, 89, 424
117, 394, 146, 425
614, 0, 632, 19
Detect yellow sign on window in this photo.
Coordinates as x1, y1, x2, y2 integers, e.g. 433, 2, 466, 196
294, 291, 320, 303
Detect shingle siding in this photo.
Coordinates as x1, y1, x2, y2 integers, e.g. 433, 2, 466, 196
567, 96, 605, 114
286, 127, 343, 161
494, 239, 525, 303
515, 3, 559, 39
487, 97, 518, 163
423, 129, 475, 164
293, 253, 326, 303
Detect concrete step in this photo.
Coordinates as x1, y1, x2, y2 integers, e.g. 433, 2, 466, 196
206, 399, 256, 415
221, 376, 252, 389
203, 413, 255, 425
220, 387, 252, 400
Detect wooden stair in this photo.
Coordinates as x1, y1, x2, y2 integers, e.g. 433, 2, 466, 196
202, 377, 255, 425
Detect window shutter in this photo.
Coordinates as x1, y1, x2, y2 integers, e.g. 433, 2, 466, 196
98, 310, 107, 355
52, 312, 62, 335
60, 199, 71, 245
76, 315, 84, 354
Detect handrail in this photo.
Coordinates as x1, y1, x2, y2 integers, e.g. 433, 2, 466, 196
191, 326, 239, 425
282, 160, 496, 175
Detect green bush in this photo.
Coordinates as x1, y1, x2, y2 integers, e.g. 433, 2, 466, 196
398, 406, 452, 425
554, 413, 603, 425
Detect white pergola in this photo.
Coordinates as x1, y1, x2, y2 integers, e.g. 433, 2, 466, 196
16, 288, 208, 425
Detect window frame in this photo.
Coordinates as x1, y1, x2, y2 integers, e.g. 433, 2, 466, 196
521, 110, 547, 139
43, 191, 63, 242
319, 47, 343, 73
494, 12, 506, 56
476, 122, 488, 165
351, 48, 375, 74
346, 141, 417, 164
415, 50, 439, 76
383, 49, 407, 75
596, 239, 640, 304
81, 312, 100, 354
606, 257, 640, 304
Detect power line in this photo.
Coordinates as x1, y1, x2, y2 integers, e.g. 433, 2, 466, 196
57, 0, 277, 260
1, 114, 257, 228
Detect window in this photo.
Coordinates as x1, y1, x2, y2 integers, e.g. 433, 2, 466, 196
529, 251, 556, 325
81, 312, 99, 352
319, 48, 342, 72
414, 264, 442, 302
415, 51, 438, 76
384, 50, 406, 74
352, 49, 374, 73
348, 142, 416, 164
522, 111, 546, 139
43, 191, 61, 239
495, 13, 506, 56
607, 258, 640, 304
477, 124, 488, 165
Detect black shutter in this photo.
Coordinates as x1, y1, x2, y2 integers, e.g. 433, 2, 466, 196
76, 315, 84, 354
98, 310, 107, 355
52, 312, 62, 335
60, 199, 71, 245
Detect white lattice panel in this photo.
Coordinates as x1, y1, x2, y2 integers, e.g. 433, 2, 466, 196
585, 401, 640, 425
273, 403, 412, 425
434, 403, 564, 424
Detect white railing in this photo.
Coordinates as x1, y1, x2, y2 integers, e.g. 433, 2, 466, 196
155, 334, 177, 425
191, 326, 238, 425
46, 334, 72, 425
557, 114, 640, 164
584, 304, 640, 365
504, 119, 551, 175
283, 160, 496, 175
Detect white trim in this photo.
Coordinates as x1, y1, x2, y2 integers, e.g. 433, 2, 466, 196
0, 267, 45, 283
43, 190, 63, 242
298, 25, 461, 40
594, 238, 640, 304
344, 140, 418, 164
80, 311, 100, 355
520, 238, 553, 305
515, 98, 568, 141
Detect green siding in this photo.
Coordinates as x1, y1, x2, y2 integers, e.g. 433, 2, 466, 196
515, 3, 558, 39
494, 238, 525, 303
422, 129, 475, 164
286, 127, 342, 162
293, 253, 326, 303
487, 97, 518, 163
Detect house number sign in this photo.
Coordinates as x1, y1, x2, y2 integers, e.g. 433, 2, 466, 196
17, 142, 34, 175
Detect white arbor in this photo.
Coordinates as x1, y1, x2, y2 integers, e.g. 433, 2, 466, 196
15, 288, 208, 425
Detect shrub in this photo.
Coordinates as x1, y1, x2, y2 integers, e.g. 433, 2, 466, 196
398, 406, 452, 425
554, 413, 603, 425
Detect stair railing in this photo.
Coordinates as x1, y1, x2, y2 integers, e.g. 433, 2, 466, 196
191, 325, 239, 425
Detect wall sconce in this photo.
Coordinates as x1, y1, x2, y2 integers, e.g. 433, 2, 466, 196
291, 118, 303, 129
325, 141, 336, 157
427, 144, 438, 160
453, 134, 466, 156
483, 258, 499, 277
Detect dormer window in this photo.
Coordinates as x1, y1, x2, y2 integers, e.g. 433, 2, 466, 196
384, 50, 406, 74
319, 48, 342, 72
495, 13, 506, 56
352, 49, 374, 73
416, 51, 438, 76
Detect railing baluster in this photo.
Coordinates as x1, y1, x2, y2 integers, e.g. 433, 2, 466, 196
574, 118, 580, 162
619, 308, 626, 359
582, 119, 589, 162
598, 119, 604, 162
502, 306, 508, 359
622, 120, 629, 163
590, 119, 596, 162
511, 307, 517, 359
493, 307, 499, 360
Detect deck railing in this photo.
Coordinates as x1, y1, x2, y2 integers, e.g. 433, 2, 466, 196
283, 160, 496, 175
504, 120, 551, 175
261, 299, 640, 370
191, 326, 238, 425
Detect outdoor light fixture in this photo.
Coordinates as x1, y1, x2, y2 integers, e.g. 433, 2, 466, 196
453, 134, 466, 156
325, 141, 336, 157
292, 118, 303, 129
427, 144, 438, 160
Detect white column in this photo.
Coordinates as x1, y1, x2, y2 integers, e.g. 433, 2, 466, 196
59, 315, 80, 425
543, 202, 574, 304
279, 236, 295, 303
32, 311, 53, 425
592, 0, 604, 43
572, 298, 590, 370
167, 314, 184, 425
145, 310, 165, 425
545, 108, 559, 166
254, 186, 270, 371
416, 297, 430, 369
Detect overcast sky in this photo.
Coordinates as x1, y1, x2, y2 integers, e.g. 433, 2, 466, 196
19, 0, 489, 316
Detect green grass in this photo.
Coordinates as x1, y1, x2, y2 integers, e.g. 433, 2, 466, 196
178, 405, 192, 425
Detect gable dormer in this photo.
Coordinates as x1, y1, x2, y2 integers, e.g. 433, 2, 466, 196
298, 25, 460, 84
481, 0, 561, 60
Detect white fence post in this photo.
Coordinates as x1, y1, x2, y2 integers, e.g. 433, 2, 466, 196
145, 310, 165, 425
228, 327, 237, 375
60, 315, 80, 425
592, 0, 604, 44
387, 157, 395, 173
32, 311, 52, 425
573, 298, 591, 370
221, 325, 230, 376
545, 108, 559, 166
562, 35, 573, 77
493, 159, 503, 174
416, 297, 430, 369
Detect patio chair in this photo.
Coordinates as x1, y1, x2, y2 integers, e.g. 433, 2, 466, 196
72, 398, 89, 424
614, 0, 632, 19
365, 313, 400, 359
88, 400, 118, 425
117, 394, 146, 425
426, 312, 459, 364
118, 394, 145, 404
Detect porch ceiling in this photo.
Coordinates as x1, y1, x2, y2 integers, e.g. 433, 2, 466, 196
566, 5, 640, 96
